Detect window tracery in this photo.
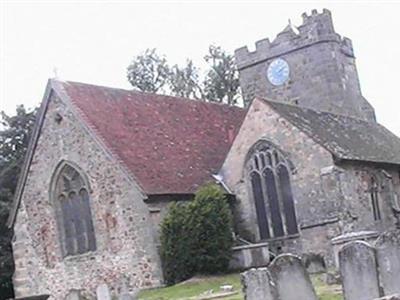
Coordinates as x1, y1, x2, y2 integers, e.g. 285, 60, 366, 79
53, 163, 96, 256
247, 142, 298, 239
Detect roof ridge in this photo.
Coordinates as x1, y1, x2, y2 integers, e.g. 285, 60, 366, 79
258, 96, 375, 125
59, 79, 246, 111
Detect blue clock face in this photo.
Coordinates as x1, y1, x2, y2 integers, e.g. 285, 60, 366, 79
267, 58, 290, 86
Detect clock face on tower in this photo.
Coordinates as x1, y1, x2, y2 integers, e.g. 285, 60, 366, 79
267, 58, 290, 86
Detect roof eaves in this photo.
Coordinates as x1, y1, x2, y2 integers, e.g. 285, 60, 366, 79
7, 79, 54, 228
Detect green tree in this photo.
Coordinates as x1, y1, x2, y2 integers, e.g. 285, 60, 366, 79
127, 46, 242, 105
203, 45, 241, 106
0, 105, 37, 298
168, 60, 203, 99
127, 48, 170, 93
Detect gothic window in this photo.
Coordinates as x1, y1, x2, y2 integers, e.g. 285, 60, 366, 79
53, 163, 96, 256
370, 176, 381, 221
247, 142, 298, 240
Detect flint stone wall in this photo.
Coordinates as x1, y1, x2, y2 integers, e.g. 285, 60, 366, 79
12, 94, 163, 299
220, 98, 341, 261
220, 97, 399, 267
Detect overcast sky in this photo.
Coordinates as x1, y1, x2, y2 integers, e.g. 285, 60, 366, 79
1, 1, 399, 136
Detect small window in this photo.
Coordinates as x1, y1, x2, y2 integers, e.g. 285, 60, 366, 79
370, 176, 381, 221
53, 163, 96, 256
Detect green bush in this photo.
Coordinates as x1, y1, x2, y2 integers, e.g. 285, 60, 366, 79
160, 202, 194, 285
159, 184, 234, 285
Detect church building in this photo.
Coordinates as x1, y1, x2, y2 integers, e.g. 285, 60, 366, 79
8, 9, 400, 299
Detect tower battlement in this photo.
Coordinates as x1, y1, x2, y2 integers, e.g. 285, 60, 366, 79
235, 9, 354, 70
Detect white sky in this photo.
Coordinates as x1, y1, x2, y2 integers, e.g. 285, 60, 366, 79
1, 1, 400, 136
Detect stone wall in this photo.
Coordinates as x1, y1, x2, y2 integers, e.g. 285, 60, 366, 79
220, 98, 400, 267
337, 162, 400, 233
220, 98, 341, 261
12, 93, 163, 299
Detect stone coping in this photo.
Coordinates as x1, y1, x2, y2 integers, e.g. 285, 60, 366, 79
331, 231, 379, 245
232, 241, 270, 251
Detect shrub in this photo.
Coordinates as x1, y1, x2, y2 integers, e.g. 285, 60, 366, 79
159, 184, 234, 285
187, 184, 234, 274
159, 202, 194, 285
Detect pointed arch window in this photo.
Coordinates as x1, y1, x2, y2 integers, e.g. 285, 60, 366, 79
247, 142, 298, 240
370, 175, 381, 221
53, 163, 96, 256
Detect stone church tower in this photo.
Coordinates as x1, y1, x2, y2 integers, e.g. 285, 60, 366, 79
235, 9, 376, 122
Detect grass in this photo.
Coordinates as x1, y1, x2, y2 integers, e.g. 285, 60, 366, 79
312, 274, 343, 300
138, 272, 343, 300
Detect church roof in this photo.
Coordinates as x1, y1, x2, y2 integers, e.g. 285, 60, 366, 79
59, 81, 246, 194
263, 99, 400, 165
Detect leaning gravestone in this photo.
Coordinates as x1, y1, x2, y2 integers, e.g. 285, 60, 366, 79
241, 268, 278, 300
339, 241, 380, 300
96, 283, 111, 300
375, 230, 400, 295
269, 254, 318, 300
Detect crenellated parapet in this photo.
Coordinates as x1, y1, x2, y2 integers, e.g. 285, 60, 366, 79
235, 9, 354, 70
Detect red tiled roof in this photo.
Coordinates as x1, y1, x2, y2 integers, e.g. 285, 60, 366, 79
60, 81, 246, 194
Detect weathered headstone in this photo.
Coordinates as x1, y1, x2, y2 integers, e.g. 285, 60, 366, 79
241, 268, 278, 300
339, 241, 380, 300
96, 283, 111, 300
375, 230, 400, 295
119, 293, 133, 300
269, 254, 318, 300
65, 290, 81, 300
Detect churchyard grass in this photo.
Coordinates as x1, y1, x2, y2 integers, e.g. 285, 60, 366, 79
138, 272, 343, 300
312, 274, 343, 300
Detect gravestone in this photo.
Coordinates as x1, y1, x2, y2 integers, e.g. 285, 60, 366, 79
65, 290, 81, 300
241, 268, 278, 300
96, 284, 111, 300
119, 293, 133, 300
375, 230, 400, 295
339, 241, 380, 300
269, 254, 318, 300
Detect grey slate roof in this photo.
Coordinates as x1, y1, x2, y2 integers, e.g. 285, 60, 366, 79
263, 98, 400, 165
